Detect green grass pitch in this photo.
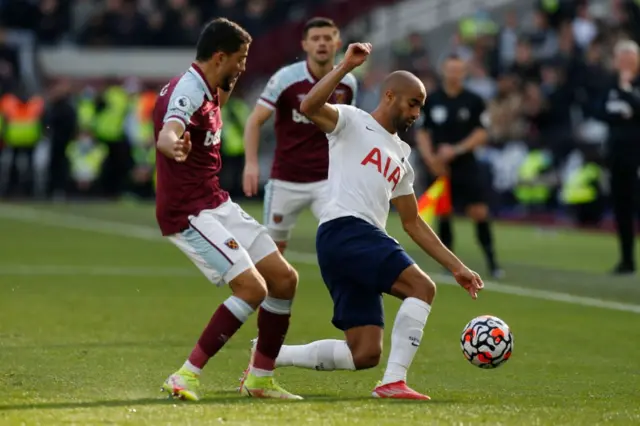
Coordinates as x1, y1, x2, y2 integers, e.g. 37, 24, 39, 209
0, 202, 639, 425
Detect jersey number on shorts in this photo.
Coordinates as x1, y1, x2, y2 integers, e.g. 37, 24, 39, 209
204, 129, 222, 147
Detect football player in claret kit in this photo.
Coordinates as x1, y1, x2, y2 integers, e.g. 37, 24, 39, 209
242, 17, 357, 254
153, 18, 302, 401
241, 43, 484, 400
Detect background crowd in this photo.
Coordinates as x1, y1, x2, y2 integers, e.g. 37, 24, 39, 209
0, 0, 638, 228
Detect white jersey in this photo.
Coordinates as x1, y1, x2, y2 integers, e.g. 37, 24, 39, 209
320, 105, 415, 230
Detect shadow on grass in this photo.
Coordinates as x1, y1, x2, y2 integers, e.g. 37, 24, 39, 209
0, 391, 466, 411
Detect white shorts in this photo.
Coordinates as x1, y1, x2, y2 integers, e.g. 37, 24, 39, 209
263, 179, 329, 242
168, 200, 277, 286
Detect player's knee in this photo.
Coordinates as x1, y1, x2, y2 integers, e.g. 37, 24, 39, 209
351, 346, 382, 370
267, 263, 298, 300
392, 266, 437, 304
412, 275, 437, 304
229, 269, 268, 308
467, 204, 489, 221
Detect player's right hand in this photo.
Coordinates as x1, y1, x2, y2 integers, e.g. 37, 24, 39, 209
343, 43, 372, 69
242, 161, 260, 197
453, 267, 484, 300
174, 131, 192, 162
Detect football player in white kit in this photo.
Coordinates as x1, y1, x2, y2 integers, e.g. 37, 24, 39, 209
241, 43, 485, 400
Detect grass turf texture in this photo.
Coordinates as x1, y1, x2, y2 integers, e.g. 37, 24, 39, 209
0, 202, 638, 425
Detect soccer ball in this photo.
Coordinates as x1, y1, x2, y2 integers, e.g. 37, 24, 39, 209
460, 315, 513, 369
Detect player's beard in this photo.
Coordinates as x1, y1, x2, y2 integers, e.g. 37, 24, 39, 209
395, 117, 412, 133
221, 74, 237, 91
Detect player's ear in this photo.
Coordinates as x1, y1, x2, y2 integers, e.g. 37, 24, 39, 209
212, 51, 226, 66
385, 90, 395, 104
334, 35, 343, 51
301, 38, 310, 54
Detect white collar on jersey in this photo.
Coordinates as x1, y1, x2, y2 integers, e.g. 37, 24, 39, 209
188, 63, 215, 101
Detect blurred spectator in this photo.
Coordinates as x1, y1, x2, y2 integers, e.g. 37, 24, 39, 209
576, 38, 609, 119
497, 10, 520, 69
487, 73, 525, 145
510, 39, 541, 84
45, 79, 77, 199
393, 32, 430, 75
37, 0, 70, 46
537, 60, 575, 163
466, 61, 496, 101
0, 27, 19, 94
0, 91, 45, 197
66, 131, 108, 197
529, 9, 559, 61
242, 0, 270, 38
572, 2, 598, 49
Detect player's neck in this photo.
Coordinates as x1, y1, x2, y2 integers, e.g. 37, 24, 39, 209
194, 60, 221, 90
307, 59, 334, 80
370, 109, 397, 135
443, 83, 463, 97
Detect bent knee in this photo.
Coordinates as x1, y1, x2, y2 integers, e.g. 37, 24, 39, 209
230, 269, 268, 308
352, 348, 382, 370
393, 267, 437, 304
414, 276, 436, 304
268, 264, 299, 299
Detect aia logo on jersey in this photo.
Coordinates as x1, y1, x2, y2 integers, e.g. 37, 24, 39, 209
361, 147, 401, 191
204, 129, 221, 146
224, 238, 239, 250
272, 214, 283, 224
333, 89, 347, 104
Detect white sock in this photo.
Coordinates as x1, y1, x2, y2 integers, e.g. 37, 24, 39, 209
182, 360, 202, 375
276, 339, 356, 371
249, 366, 273, 377
381, 297, 431, 385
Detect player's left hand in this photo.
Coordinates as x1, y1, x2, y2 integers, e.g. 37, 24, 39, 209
343, 43, 372, 69
453, 267, 484, 300
438, 144, 458, 163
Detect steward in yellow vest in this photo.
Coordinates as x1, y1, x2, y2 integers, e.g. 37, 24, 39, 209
219, 96, 249, 197
561, 159, 604, 226
130, 141, 156, 199
0, 93, 44, 196
94, 84, 131, 198
66, 134, 108, 196
514, 150, 556, 211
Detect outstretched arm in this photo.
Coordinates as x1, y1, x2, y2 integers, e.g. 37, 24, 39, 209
391, 193, 484, 299
300, 43, 371, 133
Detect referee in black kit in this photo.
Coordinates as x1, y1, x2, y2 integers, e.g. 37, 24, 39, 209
598, 40, 640, 275
416, 55, 503, 278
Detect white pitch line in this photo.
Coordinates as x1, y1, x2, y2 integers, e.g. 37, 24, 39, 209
1, 204, 639, 314
0, 265, 198, 277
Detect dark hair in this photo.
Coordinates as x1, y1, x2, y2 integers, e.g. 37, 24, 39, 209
196, 18, 252, 61
303, 17, 338, 38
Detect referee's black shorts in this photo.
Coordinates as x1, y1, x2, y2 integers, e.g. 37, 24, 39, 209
449, 163, 491, 210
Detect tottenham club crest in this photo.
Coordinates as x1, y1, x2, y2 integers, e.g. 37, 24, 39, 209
224, 238, 239, 250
